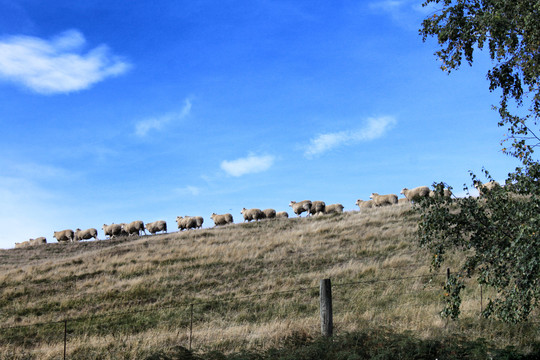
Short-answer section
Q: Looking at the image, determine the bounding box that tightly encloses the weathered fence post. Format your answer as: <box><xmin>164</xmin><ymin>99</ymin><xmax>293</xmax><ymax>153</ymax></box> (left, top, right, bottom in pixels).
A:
<box><xmin>480</xmin><ymin>285</ymin><xmax>483</xmax><ymax>315</ymax></box>
<box><xmin>189</xmin><ymin>304</ymin><xmax>193</xmax><ymax>351</ymax></box>
<box><xmin>320</xmin><ymin>278</ymin><xmax>333</xmax><ymax>337</ymax></box>
<box><xmin>63</xmin><ymin>320</ymin><xmax>67</xmax><ymax>360</ymax></box>
<box><xmin>444</xmin><ymin>268</ymin><xmax>451</xmax><ymax>328</ymax></box>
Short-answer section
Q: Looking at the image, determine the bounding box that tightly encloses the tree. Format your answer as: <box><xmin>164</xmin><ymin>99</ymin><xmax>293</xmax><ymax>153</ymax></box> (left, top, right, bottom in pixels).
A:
<box><xmin>420</xmin><ymin>0</ymin><xmax>540</xmax><ymax>162</ymax></box>
<box><xmin>418</xmin><ymin>177</ymin><xmax>540</xmax><ymax>323</ymax></box>
<box><xmin>418</xmin><ymin>0</ymin><xmax>540</xmax><ymax>322</ymax></box>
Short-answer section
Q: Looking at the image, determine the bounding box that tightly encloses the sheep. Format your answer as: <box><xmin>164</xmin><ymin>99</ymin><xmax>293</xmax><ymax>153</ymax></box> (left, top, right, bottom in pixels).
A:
<box><xmin>262</xmin><ymin>208</ymin><xmax>276</xmax><ymax>219</ymax></box>
<box><xmin>325</xmin><ymin>203</ymin><xmax>344</xmax><ymax>214</ymax></box>
<box><xmin>355</xmin><ymin>199</ymin><xmax>375</xmax><ymax>210</ymax></box>
<box><xmin>369</xmin><ymin>193</ymin><xmax>398</xmax><ymax>207</ymax></box>
<box><xmin>28</xmin><ymin>237</ymin><xmax>47</xmax><ymax>246</ymax></box>
<box><xmin>241</xmin><ymin>208</ymin><xmax>264</xmax><ymax>222</ymax></box>
<box><xmin>475</xmin><ymin>180</ymin><xmax>501</xmax><ymax>195</ymax></box>
<box><xmin>176</xmin><ymin>216</ymin><xmax>198</xmax><ymax>231</ymax></box>
<box><xmin>102</xmin><ymin>223</ymin><xmax>123</xmax><ymax>239</ymax></box>
<box><xmin>309</xmin><ymin>201</ymin><xmax>326</xmax><ymax>216</ymax></box>
<box><xmin>400</xmin><ymin>186</ymin><xmax>431</xmax><ymax>202</ymax></box>
<box><xmin>276</xmin><ymin>211</ymin><xmax>289</xmax><ymax>218</ymax></box>
<box><xmin>145</xmin><ymin>220</ymin><xmax>167</xmax><ymax>235</ymax></box>
<box><xmin>428</xmin><ymin>188</ymin><xmax>453</xmax><ymax>198</ymax></box>
<box><xmin>33</xmin><ymin>236</ymin><xmax>47</xmax><ymax>244</ymax></box>
<box><xmin>178</xmin><ymin>215</ymin><xmax>204</xmax><ymax>229</ymax></box>
<box><xmin>15</xmin><ymin>241</ymin><xmax>30</xmax><ymax>248</ymax></box>
<box><xmin>193</xmin><ymin>216</ymin><xmax>204</xmax><ymax>228</ymax></box>
<box><xmin>289</xmin><ymin>200</ymin><xmax>312</xmax><ymax>217</ymax></box>
<box><xmin>398</xmin><ymin>198</ymin><xmax>410</xmax><ymax>204</ymax></box>
<box><xmin>74</xmin><ymin>228</ymin><xmax>98</xmax><ymax>241</ymax></box>
<box><xmin>210</xmin><ymin>213</ymin><xmax>234</xmax><ymax>226</ymax></box>
<box><xmin>123</xmin><ymin>220</ymin><xmax>146</xmax><ymax>236</ymax></box>
<box><xmin>15</xmin><ymin>237</ymin><xmax>47</xmax><ymax>248</ymax></box>
<box><xmin>53</xmin><ymin>229</ymin><xmax>74</xmax><ymax>243</ymax></box>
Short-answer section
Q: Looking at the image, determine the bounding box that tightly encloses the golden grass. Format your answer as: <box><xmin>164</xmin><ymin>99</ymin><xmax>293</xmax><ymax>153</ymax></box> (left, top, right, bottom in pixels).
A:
<box><xmin>0</xmin><ymin>204</ymin><xmax>538</xmax><ymax>358</ymax></box>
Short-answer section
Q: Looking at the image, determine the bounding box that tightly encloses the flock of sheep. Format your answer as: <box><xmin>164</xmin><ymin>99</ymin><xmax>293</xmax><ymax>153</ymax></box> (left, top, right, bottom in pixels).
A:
<box><xmin>14</xmin><ymin>184</ymin><xmax>462</xmax><ymax>249</ymax></box>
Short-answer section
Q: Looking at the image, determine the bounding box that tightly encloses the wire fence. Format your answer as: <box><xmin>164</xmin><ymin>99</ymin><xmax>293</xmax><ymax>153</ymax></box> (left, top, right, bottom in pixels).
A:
<box><xmin>0</xmin><ymin>271</ymin><xmax>538</xmax><ymax>359</ymax></box>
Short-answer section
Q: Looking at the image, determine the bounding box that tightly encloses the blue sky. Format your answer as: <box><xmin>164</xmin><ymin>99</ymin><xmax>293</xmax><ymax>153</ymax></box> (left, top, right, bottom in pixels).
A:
<box><xmin>0</xmin><ymin>0</ymin><xmax>522</xmax><ymax>248</ymax></box>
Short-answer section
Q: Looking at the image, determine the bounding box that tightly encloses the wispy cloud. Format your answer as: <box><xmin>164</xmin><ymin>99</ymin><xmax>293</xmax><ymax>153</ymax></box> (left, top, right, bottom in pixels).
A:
<box><xmin>135</xmin><ymin>99</ymin><xmax>192</xmax><ymax>137</ymax></box>
<box><xmin>0</xmin><ymin>29</ymin><xmax>131</xmax><ymax>94</ymax></box>
<box><xmin>304</xmin><ymin>116</ymin><xmax>397</xmax><ymax>157</ymax></box>
<box><xmin>369</xmin><ymin>0</ymin><xmax>405</xmax><ymax>12</ymax></box>
<box><xmin>221</xmin><ymin>154</ymin><xmax>275</xmax><ymax>177</ymax></box>
<box><xmin>368</xmin><ymin>0</ymin><xmax>432</xmax><ymax>28</ymax></box>
<box><xmin>0</xmin><ymin>158</ymin><xmax>77</xmax><ymax>181</ymax></box>
<box><xmin>174</xmin><ymin>185</ymin><xmax>201</xmax><ymax>196</ymax></box>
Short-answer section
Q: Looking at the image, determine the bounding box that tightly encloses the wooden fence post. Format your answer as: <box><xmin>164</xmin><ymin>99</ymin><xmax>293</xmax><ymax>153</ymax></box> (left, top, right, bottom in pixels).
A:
<box><xmin>320</xmin><ymin>278</ymin><xmax>333</xmax><ymax>337</ymax></box>
<box><xmin>189</xmin><ymin>304</ymin><xmax>193</xmax><ymax>351</ymax></box>
<box><xmin>63</xmin><ymin>320</ymin><xmax>67</xmax><ymax>360</ymax></box>
<box><xmin>480</xmin><ymin>285</ymin><xmax>483</xmax><ymax>315</ymax></box>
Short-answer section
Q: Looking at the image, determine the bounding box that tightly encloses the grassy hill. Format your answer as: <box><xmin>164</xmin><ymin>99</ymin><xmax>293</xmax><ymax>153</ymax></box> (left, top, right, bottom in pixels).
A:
<box><xmin>0</xmin><ymin>204</ymin><xmax>538</xmax><ymax>359</ymax></box>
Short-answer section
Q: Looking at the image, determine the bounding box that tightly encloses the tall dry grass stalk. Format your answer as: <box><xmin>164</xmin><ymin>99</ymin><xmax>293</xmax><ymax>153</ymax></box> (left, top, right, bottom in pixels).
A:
<box><xmin>0</xmin><ymin>204</ymin><xmax>538</xmax><ymax>358</ymax></box>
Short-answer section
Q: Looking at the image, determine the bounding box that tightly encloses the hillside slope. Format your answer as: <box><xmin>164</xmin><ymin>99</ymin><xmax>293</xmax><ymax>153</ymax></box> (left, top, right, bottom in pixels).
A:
<box><xmin>0</xmin><ymin>204</ymin><xmax>536</xmax><ymax>359</ymax></box>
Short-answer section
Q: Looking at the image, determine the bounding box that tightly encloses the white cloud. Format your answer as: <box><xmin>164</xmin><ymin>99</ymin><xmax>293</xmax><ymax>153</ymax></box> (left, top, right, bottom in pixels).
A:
<box><xmin>369</xmin><ymin>0</ymin><xmax>405</xmax><ymax>12</ymax></box>
<box><xmin>135</xmin><ymin>99</ymin><xmax>192</xmax><ymax>137</ymax></box>
<box><xmin>0</xmin><ymin>29</ymin><xmax>131</xmax><ymax>94</ymax></box>
<box><xmin>221</xmin><ymin>154</ymin><xmax>275</xmax><ymax>177</ymax></box>
<box><xmin>174</xmin><ymin>185</ymin><xmax>201</xmax><ymax>196</ymax></box>
<box><xmin>7</xmin><ymin>161</ymin><xmax>72</xmax><ymax>179</ymax></box>
<box><xmin>305</xmin><ymin>116</ymin><xmax>397</xmax><ymax>157</ymax></box>
<box><xmin>368</xmin><ymin>0</ymin><xmax>433</xmax><ymax>28</ymax></box>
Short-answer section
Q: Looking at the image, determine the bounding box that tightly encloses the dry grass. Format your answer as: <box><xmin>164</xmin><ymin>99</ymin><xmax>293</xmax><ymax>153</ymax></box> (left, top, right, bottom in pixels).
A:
<box><xmin>0</xmin><ymin>203</ymin><xmax>538</xmax><ymax>358</ymax></box>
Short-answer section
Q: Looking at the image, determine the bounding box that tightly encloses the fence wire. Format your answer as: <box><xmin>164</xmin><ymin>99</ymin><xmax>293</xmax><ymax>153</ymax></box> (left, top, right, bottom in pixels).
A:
<box><xmin>1</xmin><ymin>272</ymin><xmax>538</xmax><ymax>358</ymax></box>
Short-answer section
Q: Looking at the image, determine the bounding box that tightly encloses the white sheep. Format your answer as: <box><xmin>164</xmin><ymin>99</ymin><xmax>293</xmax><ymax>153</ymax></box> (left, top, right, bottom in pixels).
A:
<box><xmin>123</xmin><ymin>220</ymin><xmax>146</xmax><ymax>236</ymax></box>
<box><xmin>289</xmin><ymin>200</ymin><xmax>312</xmax><ymax>217</ymax></box>
<box><xmin>355</xmin><ymin>199</ymin><xmax>375</xmax><ymax>210</ymax></box>
<box><xmin>262</xmin><ymin>209</ymin><xmax>276</xmax><ymax>219</ymax></box>
<box><xmin>145</xmin><ymin>220</ymin><xmax>167</xmax><ymax>235</ymax></box>
<box><xmin>176</xmin><ymin>216</ymin><xmax>198</xmax><ymax>231</ymax></box>
<box><xmin>53</xmin><ymin>229</ymin><xmax>74</xmax><ymax>243</ymax></box>
<box><xmin>325</xmin><ymin>203</ymin><xmax>344</xmax><ymax>214</ymax></box>
<box><xmin>398</xmin><ymin>198</ymin><xmax>410</xmax><ymax>204</ymax></box>
<box><xmin>178</xmin><ymin>215</ymin><xmax>204</xmax><ymax>229</ymax></box>
<box><xmin>102</xmin><ymin>224</ymin><xmax>123</xmax><ymax>239</ymax></box>
<box><xmin>475</xmin><ymin>180</ymin><xmax>501</xmax><ymax>195</ymax></box>
<box><xmin>369</xmin><ymin>193</ymin><xmax>398</xmax><ymax>207</ymax></box>
<box><xmin>33</xmin><ymin>236</ymin><xmax>47</xmax><ymax>244</ymax></box>
<box><xmin>309</xmin><ymin>201</ymin><xmax>326</xmax><ymax>216</ymax></box>
<box><xmin>15</xmin><ymin>241</ymin><xmax>30</xmax><ymax>248</ymax></box>
<box><xmin>241</xmin><ymin>208</ymin><xmax>264</xmax><ymax>222</ymax></box>
<box><xmin>276</xmin><ymin>211</ymin><xmax>289</xmax><ymax>218</ymax></box>
<box><xmin>15</xmin><ymin>237</ymin><xmax>47</xmax><ymax>248</ymax></box>
<box><xmin>74</xmin><ymin>228</ymin><xmax>98</xmax><ymax>241</ymax></box>
<box><xmin>30</xmin><ymin>237</ymin><xmax>47</xmax><ymax>246</ymax></box>
<box><xmin>400</xmin><ymin>186</ymin><xmax>431</xmax><ymax>202</ymax></box>
<box><xmin>193</xmin><ymin>216</ymin><xmax>204</xmax><ymax>228</ymax></box>
<box><xmin>428</xmin><ymin>188</ymin><xmax>453</xmax><ymax>198</ymax></box>
<box><xmin>211</xmin><ymin>213</ymin><xmax>234</xmax><ymax>226</ymax></box>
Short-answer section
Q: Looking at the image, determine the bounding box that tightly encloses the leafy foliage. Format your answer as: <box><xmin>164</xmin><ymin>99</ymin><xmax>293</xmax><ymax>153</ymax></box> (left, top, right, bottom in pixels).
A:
<box><xmin>420</xmin><ymin>0</ymin><xmax>540</xmax><ymax>162</ymax></box>
<box><xmin>418</xmin><ymin>0</ymin><xmax>540</xmax><ymax>323</ymax></box>
<box><xmin>441</xmin><ymin>271</ymin><xmax>465</xmax><ymax>320</ymax></box>
<box><xmin>417</xmin><ymin>166</ymin><xmax>540</xmax><ymax>322</ymax></box>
